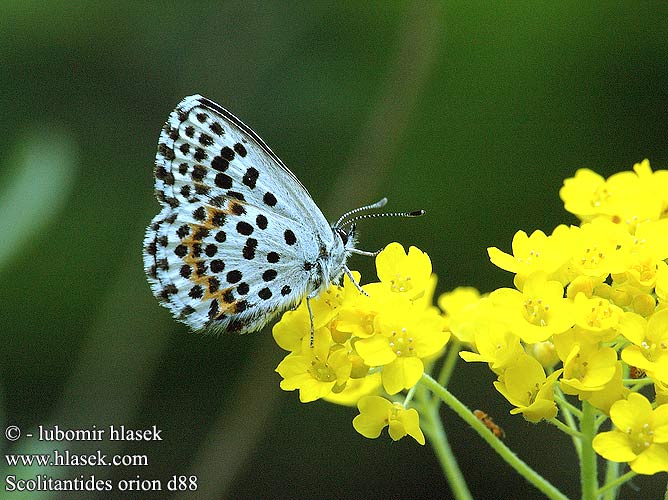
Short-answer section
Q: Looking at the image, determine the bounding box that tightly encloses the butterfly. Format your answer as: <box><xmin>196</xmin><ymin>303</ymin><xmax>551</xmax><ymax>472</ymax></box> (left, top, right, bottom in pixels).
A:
<box><xmin>143</xmin><ymin>95</ymin><xmax>423</xmax><ymax>335</ymax></box>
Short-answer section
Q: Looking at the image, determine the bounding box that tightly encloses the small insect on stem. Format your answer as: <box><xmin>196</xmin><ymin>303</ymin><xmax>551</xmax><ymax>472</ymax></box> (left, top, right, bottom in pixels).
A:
<box><xmin>629</xmin><ymin>366</ymin><xmax>645</xmax><ymax>379</ymax></box>
<box><xmin>474</xmin><ymin>409</ymin><xmax>505</xmax><ymax>439</ymax></box>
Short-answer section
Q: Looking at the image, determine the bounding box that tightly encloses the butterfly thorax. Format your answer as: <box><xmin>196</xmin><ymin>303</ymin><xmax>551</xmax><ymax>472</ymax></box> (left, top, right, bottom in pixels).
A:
<box><xmin>303</xmin><ymin>226</ymin><xmax>353</xmax><ymax>299</ymax></box>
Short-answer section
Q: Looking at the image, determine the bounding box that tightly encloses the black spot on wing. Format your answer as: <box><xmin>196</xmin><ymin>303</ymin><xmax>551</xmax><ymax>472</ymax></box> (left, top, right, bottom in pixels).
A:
<box><xmin>234</xmin><ymin>142</ymin><xmax>247</xmax><ymax>157</ymax></box>
<box><xmin>215</xmin><ymin>173</ymin><xmax>233</xmax><ymax>189</ymax></box>
<box><xmin>227</xmin><ymin>270</ymin><xmax>242</xmax><ymax>283</ymax></box>
<box><xmin>220</xmin><ymin>146</ymin><xmax>235</xmax><ymax>161</ymax></box>
<box><xmin>210</xmin><ymin>259</ymin><xmax>225</xmax><ymax>273</ymax></box>
<box><xmin>267</xmin><ymin>252</ymin><xmax>279</xmax><ymax>263</ymax></box>
<box><xmin>256</xmin><ymin>214</ymin><xmax>268</xmax><ymax>229</ymax></box>
<box><xmin>242</xmin><ymin>238</ymin><xmax>257</xmax><ymax>260</ymax></box>
<box><xmin>237</xmin><ymin>221</ymin><xmax>253</xmax><ymax>235</ymax></box>
<box><xmin>242</xmin><ymin>167</ymin><xmax>259</xmax><ymax>189</ymax></box>
<box><xmin>284</xmin><ymin>229</ymin><xmax>296</xmax><ymax>245</ymax></box>
<box><xmin>262</xmin><ymin>269</ymin><xmax>277</xmax><ymax>281</ymax></box>
<box><xmin>263</xmin><ymin>192</ymin><xmax>277</xmax><ymax>207</ymax></box>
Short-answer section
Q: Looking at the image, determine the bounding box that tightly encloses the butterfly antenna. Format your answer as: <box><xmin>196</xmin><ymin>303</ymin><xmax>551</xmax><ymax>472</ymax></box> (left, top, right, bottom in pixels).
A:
<box><xmin>334</xmin><ymin>197</ymin><xmax>388</xmax><ymax>228</ymax></box>
<box><xmin>342</xmin><ymin>209</ymin><xmax>425</xmax><ymax>228</ymax></box>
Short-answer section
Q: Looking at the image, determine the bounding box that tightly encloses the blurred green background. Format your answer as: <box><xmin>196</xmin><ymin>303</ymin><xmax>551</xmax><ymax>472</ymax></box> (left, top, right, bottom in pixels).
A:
<box><xmin>1</xmin><ymin>2</ymin><xmax>667</xmax><ymax>499</ymax></box>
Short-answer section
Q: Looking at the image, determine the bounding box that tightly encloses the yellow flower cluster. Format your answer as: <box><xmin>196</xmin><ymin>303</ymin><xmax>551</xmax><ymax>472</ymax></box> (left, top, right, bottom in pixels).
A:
<box><xmin>273</xmin><ymin>242</ymin><xmax>448</xmax><ymax>444</ymax></box>
<box><xmin>446</xmin><ymin>159</ymin><xmax>668</xmax><ymax>474</ymax></box>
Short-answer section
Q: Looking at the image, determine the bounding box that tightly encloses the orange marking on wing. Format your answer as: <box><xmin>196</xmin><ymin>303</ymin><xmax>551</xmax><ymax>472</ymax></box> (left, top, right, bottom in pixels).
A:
<box><xmin>177</xmin><ymin>198</ymin><xmax>250</xmax><ymax>314</ymax></box>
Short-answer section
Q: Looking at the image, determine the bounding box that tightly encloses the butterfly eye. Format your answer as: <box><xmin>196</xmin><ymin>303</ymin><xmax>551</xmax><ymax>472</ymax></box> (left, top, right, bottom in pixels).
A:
<box><xmin>335</xmin><ymin>227</ymin><xmax>349</xmax><ymax>245</ymax></box>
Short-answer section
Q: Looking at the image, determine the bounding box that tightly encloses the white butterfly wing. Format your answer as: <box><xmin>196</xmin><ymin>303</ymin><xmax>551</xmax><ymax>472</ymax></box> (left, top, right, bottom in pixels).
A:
<box><xmin>144</xmin><ymin>95</ymin><xmax>336</xmax><ymax>333</ymax></box>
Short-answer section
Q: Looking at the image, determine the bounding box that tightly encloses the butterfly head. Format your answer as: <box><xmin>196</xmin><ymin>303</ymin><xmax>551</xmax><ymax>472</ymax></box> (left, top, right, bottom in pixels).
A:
<box><xmin>334</xmin><ymin>224</ymin><xmax>357</xmax><ymax>253</ymax></box>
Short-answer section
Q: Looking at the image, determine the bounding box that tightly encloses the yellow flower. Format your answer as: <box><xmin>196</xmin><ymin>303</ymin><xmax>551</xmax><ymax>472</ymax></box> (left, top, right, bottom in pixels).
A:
<box><xmin>440</xmin><ymin>288</ymin><xmax>487</xmax><ymax>345</ymax></box>
<box><xmin>275</xmin><ymin>328</ymin><xmax>352</xmax><ymax>403</ymax></box>
<box><xmin>559</xmin><ymin>343</ymin><xmax>618</xmax><ymax>397</ymax></box>
<box><xmin>335</xmin><ymin>281</ymin><xmax>390</xmax><ymax>340</ymax></box>
<box><xmin>560</xmin><ymin>162</ymin><xmax>664</xmax><ymax>229</ymax></box>
<box><xmin>568</xmin><ymin>219</ymin><xmax>633</xmax><ymax>278</ymax></box>
<box><xmin>627</xmin><ymin>219</ymin><xmax>668</xmax><ymax>284</ymax></box>
<box><xmin>493</xmin><ymin>353</ymin><xmax>563</xmax><ymax>422</ymax></box>
<box><xmin>604</xmin><ymin>280</ymin><xmax>655</xmax><ymax>317</ymax></box>
<box><xmin>593</xmin><ymin>393</ymin><xmax>668</xmax><ymax>475</ymax></box>
<box><xmin>526</xmin><ymin>340</ymin><xmax>560</xmax><ymax>370</ymax></box>
<box><xmin>566</xmin><ymin>274</ymin><xmax>605</xmax><ymax>300</ymax></box>
<box><xmin>273</xmin><ymin>243</ymin><xmax>445</xmax><ymax>404</ymax></box>
<box><xmin>487</xmin><ymin>226</ymin><xmax>572</xmax><ymax>288</ymax></box>
<box><xmin>272</xmin><ymin>306</ymin><xmax>311</xmax><ymax>353</ymax></box>
<box><xmin>323</xmin><ymin>372</ymin><xmax>382</xmax><ymax>407</ymax></box>
<box><xmin>635</xmin><ymin>159</ymin><xmax>668</xmax><ymax>217</ymax></box>
<box><xmin>572</xmin><ymin>292</ymin><xmax>624</xmax><ymax>341</ymax></box>
<box><xmin>459</xmin><ymin>319</ymin><xmax>523</xmax><ymax>372</ymax></box>
<box><xmin>375</xmin><ymin>242</ymin><xmax>432</xmax><ymax>299</ymax></box>
<box><xmin>620</xmin><ymin>309</ymin><xmax>668</xmax><ymax>384</ymax></box>
<box><xmin>559</xmin><ymin>168</ymin><xmax>609</xmax><ymax>222</ymax></box>
<box><xmin>607</xmin><ymin>160</ymin><xmax>665</xmax><ymax>228</ymax></box>
<box><xmin>352</xmin><ymin>396</ymin><xmax>425</xmax><ymax>445</ymax></box>
<box><xmin>272</xmin><ymin>280</ymin><xmax>346</xmax><ymax>353</ymax></box>
<box><xmin>583</xmin><ymin>362</ymin><xmax>629</xmax><ymax>415</ymax></box>
<box><xmin>553</xmin><ymin>326</ymin><xmax>628</xmax><ymax>412</ymax></box>
<box><xmin>438</xmin><ymin>286</ymin><xmax>481</xmax><ymax>318</ymax></box>
<box><xmin>488</xmin><ymin>272</ymin><xmax>574</xmax><ymax>343</ymax></box>
<box><xmin>356</xmin><ymin>306</ymin><xmax>447</xmax><ymax>394</ymax></box>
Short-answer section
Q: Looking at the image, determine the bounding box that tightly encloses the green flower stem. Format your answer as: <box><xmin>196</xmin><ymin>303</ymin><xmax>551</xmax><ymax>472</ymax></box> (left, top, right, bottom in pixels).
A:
<box><xmin>437</xmin><ymin>340</ymin><xmax>461</xmax><ymax>388</ymax></box>
<box><xmin>547</xmin><ymin>417</ymin><xmax>581</xmax><ymax>438</ymax></box>
<box><xmin>554</xmin><ymin>392</ymin><xmax>583</xmax><ymax>419</ymax></box>
<box><xmin>579</xmin><ymin>401</ymin><xmax>598</xmax><ymax>500</ymax></box>
<box><xmin>420</xmin><ymin>373</ymin><xmax>568</xmax><ymax>500</ymax></box>
<box><xmin>628</xmin><ymin>378</ymin><xmax>654</xmax><ymax>391</ymax></box>
<box><xmin>403</xmin><ymin>382</ymin><xmax>418</xmax><ymax>406</ymax></box>
<box><xmin>594</xmin><ymin>414</ymin><xmax>608</xmax><ymax>429</ymax></box>
<box><xmin>420</xmin><ymin>397</ymin><xmax>473</xmax><ymax>500</ymax></box>
<box><xmin>554</xmin><ymin>392</ymin><xmax>582</xmax><ymax>456</ymax></box>
<box><xmin>599</xmin><ymin>462</ymin><xmax>632</xmax><ymax>499</ymax></box>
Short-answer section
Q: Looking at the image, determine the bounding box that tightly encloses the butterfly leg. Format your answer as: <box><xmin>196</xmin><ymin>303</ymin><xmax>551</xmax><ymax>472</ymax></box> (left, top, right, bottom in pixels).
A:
<box><xmin>343</xmin><ymin>265</ymin><xmax>369</xmax><ymax>297</ymax></box>
<box><xmin>306</xmin><ymin>294</ymin><xmax>315</xmax><ymax>348</ymax></box>
<box><xmin>305</xmin><ymin>265</ymin><xmax>368</xmax><ymax>348</ymax></box>
<box><xmin>350</xmin><ymin>247</ymin><xmax>383</xmax><ymax>257</ymax></box>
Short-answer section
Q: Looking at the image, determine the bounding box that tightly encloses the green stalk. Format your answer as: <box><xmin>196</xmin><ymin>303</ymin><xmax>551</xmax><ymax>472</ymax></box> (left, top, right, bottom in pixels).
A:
<box><xmin>598</xmin><ymin>467</ymin><xmax>635</xmax><ymax>499</ymax></box>
<box><xmin>579</xmin><ymin>401</ymin><xmax>598</xmax><ymax>500</ymax></box>
<box><xmin>600</xmin><ymin>445</ymin><xmax>620</xmax><ymax>500</ymax></box>
<box><xmin>554</xmin><ymin>390</ymin><xmax>582</xmax><ymax>457</ymax></box>
<box><xmin>437</xmin><ymin>340</ymin><xmax>462</xmax><ymax>388</ymax></box>
<box><xmin>548</xmin><ymin>417</ymin><xmax>582</xmax><ymax>438</ymax></box>
<box><xmin>420</xmin><ymin>373</ymin><xmax>568</xmax><ymax>500</ymax></box>
<box><xmin>420</xmin><ymin>397</ymin><xmax>473</xmax><ymax>500</ymax></box>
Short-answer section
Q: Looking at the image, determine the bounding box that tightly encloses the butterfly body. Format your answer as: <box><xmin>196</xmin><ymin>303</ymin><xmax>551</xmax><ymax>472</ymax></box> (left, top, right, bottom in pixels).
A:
<box><xmin>144</xmin><ymin>95</ymin><xmax>355</xmax><ymax>333</ymax></box>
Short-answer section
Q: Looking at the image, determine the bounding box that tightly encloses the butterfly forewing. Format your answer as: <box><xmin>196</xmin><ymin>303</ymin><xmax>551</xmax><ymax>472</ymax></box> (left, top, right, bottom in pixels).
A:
<box><xmin>144</xmin><ymin>95</ymin><xmax>335</xmax><ymax>333</ymax></box>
